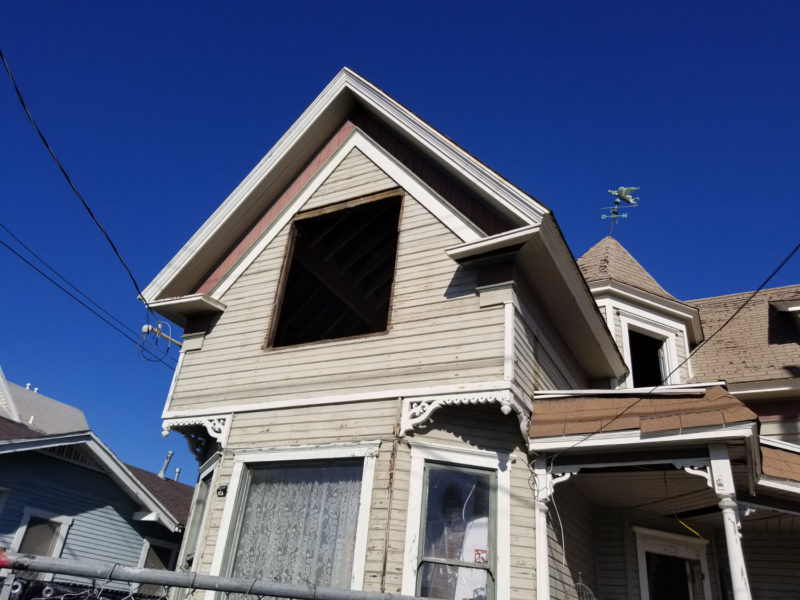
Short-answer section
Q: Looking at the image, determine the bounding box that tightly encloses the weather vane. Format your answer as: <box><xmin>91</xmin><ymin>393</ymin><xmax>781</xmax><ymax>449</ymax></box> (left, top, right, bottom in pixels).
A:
<box><xmin>601</xmin><ymin>186</ymin><xmax>639</xmax><ymax>236</ymax></box>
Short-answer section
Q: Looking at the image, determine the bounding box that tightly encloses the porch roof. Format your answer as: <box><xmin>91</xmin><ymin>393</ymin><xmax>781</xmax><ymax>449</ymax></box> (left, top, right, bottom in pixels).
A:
<box><xmin>761</xmin><ymin>444</ymin><xmax>800</xmax><ymax>485</ymax></box>
<box><xmin>530</xmin><ymin>385</ymin><xmax>757</xmax><ymax>438</ymax></box>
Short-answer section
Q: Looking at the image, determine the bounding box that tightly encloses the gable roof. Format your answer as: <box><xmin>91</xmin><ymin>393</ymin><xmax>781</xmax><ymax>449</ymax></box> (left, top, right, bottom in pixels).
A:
<box><xmin>688</xmin><ymin>284</ymin><xmax>800</xmax><ymax>385</ymax></box>
<box><xmin>578</xmin><ymin>236</ymin><xmax>677</xmax><ymax>301</ymax></box>
<box><xmin>143</xmin><ymin>68</ymin><xmax>628</xmax><ymax>380</ymax></box>
<box><xmin>143</xmin><ymin>68</ymin><xmax>549</xmax><ymax>305</ymax></box>
<box><xmin>0</xmin><ymin>430</ymin><xmax>190</xmax><ymax>531</ymax></box>
<box><xmin>0</xmin><ymin>415</ymin><xmax>44</xmax><ymax>440</ymax></box>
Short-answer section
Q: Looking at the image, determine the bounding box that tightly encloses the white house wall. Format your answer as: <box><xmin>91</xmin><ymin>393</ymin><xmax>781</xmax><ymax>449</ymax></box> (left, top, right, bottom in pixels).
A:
<box><xmin>166</xmin><ymin>151</ymin><xmax>507</xmax><ymax>413</ymax></box>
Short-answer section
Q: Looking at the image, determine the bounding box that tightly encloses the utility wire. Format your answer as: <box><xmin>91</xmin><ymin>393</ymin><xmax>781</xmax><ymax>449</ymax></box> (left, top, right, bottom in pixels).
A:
<box><xmin>0</xmin><ymin>237</ymin><xmax>175</xmax><ymax>370</ymax></box>
<box><xmin>0</xmin><ymin>221</ymin><xmax>140</xmax><ymax>339</ymax></box>
<box><xmin>0</xmin><ymin>46</ymin><xmax>154</xmax><ymax>317</ymax></box>
<box><xmin>547</xmin><ymin>239</ymin><xmax>800</xmax><ymax>464</ymax></box>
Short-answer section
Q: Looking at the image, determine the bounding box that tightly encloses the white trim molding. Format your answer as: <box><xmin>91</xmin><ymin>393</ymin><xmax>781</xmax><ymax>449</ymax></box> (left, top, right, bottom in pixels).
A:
<box><xmin>400</xmin><ymin>388</ymin><xmax>530</xmax><ymax>437</ymax></box>
<box><xmin>401</xmin><ymin>442</ymin><xmax>511</xmax><ymax>599</ymax></box>
<box><xmin>9</xmin><ymin>507</ymin><xmax>73</xmax><ymax>581</ymax></box>
<box><xmin>209</xmin><ymin>440</ymin><xmax>380</xmax><ymax>593</ymax></box>
<box><xmin>633</xmin><ymin>526</ymin><xmax>712</xmax><ymax>600</ymax></box>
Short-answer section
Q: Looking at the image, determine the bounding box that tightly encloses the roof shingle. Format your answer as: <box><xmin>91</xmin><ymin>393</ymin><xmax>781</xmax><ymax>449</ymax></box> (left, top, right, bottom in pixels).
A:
<box><xmin>577</xmin><ymin>236</ymin><xmax>677</xmax><ymax>301</ymax></box>
<box><xmin>688</xmin><ymin>284</ymin><xmax>800</xmax><ymax>384</ymax></box>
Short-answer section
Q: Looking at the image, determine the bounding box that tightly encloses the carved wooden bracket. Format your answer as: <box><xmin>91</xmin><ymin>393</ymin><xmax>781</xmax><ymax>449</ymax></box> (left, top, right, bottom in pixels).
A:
<box><xmin>162</xmin><ymin>415</ymin><xmax>229</xmax><ymax>462</ymax></box>
<box><xmin>400</xmin><ymin>389</ymin><xmax>530</xmax><ymax>437</ymax></box>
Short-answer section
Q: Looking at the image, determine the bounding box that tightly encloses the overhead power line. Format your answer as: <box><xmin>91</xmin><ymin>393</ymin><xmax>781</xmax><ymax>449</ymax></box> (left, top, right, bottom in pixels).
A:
<box><xmin>0</xmin><ymin>46</ymin><xmax>154</xmax><ymax>317</ymax></box>
<box><xmin>0</xmin><ymin>233</ymin><xmax>175</xmax><ymax>370</ymax></box>
<box><xmin>549</xmin><ymin>238</ymin><xmax>800</xmax><ymax>461</ymax></box>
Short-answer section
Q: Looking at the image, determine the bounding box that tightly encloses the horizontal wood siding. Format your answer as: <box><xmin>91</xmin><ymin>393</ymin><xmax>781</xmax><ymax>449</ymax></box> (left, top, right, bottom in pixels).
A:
<box><xmin>168</xmin><ymin>154</ymin><xmax>505</xmax><ymax>412</ymax></box>
<box><xmin>548</xmin><ymin>482</ymin><xmax>597</xmax><ymax>599</ymax></box>
<box><xmin>0</xmin><ymin>452</ymin><xmax>180</xmax><ymax>589</ymax></box>
<box><xmin>303</xmin><ymin>148</ymin><xmax>397</xmax><ymax>211</ymax></box>
<box><xmin>743</xmin><ymin>530</ymin><xmax>800</xmax><ymax>598</ymax></box>
<box><xmin>593</xmin><ymin>510</ymin><xmax>628</xmax><ymax>599</ymax></box>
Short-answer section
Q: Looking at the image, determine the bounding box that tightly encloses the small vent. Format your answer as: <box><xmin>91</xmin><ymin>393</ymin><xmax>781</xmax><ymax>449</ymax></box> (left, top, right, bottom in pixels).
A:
<box><xmin>41</xmin><ymin>445</ymin><xmax>103</xmax><ymax>471</ymax></box>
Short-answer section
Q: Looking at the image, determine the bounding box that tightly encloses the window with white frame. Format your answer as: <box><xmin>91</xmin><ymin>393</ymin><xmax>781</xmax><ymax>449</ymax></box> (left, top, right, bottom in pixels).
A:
<box><xmin>178</xmin><ymin>455</ymin><xmax>218</xmax><ymax>571</ymax></box>
<box><xmin>634</xmin><ymin>527</ymin><xmax>711</xmax><ymax>600</ymax></box>
<box><xmin>403</xmin><ymin>444</ymin><xmax>510</xmax><ymax>600</ymax></box>
<box><xmin>211</xmin><ymin>443</ymin><xmax>378</xmax><ymax>592</ymax></box>
<box><xmin>620</xmin><ymin>314</ymin><xmax>680</xmax><ymax>388</ymax></box>
<box><xmin>10</xmin><ymin>508</ymin><xmax>72</xmax><ymax>581</ymax></box>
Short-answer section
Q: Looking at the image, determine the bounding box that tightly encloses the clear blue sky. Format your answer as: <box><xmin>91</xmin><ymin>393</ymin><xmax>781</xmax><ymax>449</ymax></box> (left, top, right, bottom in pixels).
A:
<box><xmin>1</xmin><ymin>2</ymin><xmax>798</xmax><ymax>481</ymax></box>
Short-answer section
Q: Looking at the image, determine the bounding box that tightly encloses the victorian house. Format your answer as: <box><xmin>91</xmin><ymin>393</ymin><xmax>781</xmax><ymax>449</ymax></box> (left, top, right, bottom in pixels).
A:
<box><xmin>144</xmin><ymin>70</ymin><xmax>800</xmax><ymax>599</ymax></box>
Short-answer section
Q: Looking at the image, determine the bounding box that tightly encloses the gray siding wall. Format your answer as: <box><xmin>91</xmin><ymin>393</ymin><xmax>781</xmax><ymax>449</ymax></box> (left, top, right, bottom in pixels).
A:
<box><xmin>168</xmin><ymin>150</ymin><xmax>505</xmax><ymax>412</ymax></box>
<box><xmin>0</xmin><ymin>452</ymin><xmax>178</xmax><ymax>588</ymax></box>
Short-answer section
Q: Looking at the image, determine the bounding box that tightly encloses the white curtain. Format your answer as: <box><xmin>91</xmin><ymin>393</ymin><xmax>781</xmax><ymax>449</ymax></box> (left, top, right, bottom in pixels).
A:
<box><xmin>231</xmin><ymin>460</ymin><xmax>362</xmax><ymax>590</ymax></box>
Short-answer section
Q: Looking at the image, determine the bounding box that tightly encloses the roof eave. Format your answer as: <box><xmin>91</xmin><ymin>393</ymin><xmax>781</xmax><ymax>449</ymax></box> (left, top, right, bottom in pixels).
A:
<box><xmin>143</xmin><ymin>68</ymin><xmax>551</xmax><ymax>307</ymax></box>
<box><xmin>0</xmin><ymin>431</ymin><xmax>183</xmax><ymax>532</ymax></box>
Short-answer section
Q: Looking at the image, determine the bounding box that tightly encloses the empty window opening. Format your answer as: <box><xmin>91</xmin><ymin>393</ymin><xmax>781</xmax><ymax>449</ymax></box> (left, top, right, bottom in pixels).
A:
<box><xmin>271</xmin><ymin>195</ymin><xmax>402</xmax><ymax>347</ymax></box>
<box><xmin>629</xmin><ymin>330</ymin><xmax>666</xmax><ymax>387</ymax></box>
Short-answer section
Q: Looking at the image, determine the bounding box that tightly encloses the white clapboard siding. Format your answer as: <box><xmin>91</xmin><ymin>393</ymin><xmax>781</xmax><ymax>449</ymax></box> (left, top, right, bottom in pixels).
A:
<box><xmin>168</xmin><ymin>153</ymin><xmax>505</xmax><ymax>413</ymax></box>
<box><xmin>303</xmin><ymin>148</ymin><xmax>397</xmax><ymax>211</ymax></box>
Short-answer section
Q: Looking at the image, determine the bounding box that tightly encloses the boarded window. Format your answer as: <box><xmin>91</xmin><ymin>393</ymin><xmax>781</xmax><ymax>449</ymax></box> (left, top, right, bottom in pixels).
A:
<box><xmin>271</xmin><ymin>195</ymin><xmax>402</xmax><ymax>347</ymax></box>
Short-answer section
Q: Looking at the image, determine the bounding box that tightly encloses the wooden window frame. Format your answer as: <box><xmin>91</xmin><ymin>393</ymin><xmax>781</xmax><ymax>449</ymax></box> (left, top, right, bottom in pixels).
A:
<box><xmin>8</xmin><ymin>507</ymin><xmax>73</xmax><ymax>582</ymax></box>
<box><xmin>264</xmin><ymin>190</ymin><xmax>404</xmax><ymax>350</ymax></box>
<box><xmin>633</xmin><ymin>526</ymin><xmax>712</xmax><ymax>600</ymax></box>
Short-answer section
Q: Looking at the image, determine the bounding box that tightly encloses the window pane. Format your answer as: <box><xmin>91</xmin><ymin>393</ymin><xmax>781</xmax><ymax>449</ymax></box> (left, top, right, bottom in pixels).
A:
<box><xmin>18</xmin><ymin>517</ymin><xmax>59</xmax><ymax>556</ymax></box>
<box><xmin>231</xmin><ymin>460</ymin><xmax>363</xmax><ymax>590</ymax></box>
<box><xmin>139</xmin><ymin>543</ymin><xmax>174</xmax><ymax>596</ymax></box>
<box><xmin>419</xmin><ymin>466</ymin><xmax>492</xmax><ymax>600</ymax></box>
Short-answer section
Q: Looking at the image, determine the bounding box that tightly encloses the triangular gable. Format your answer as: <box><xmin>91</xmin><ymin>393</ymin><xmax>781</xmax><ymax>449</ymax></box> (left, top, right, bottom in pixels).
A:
<box><xmin>143</xmin><ymin>68</ymin><xmax>548</xmax><ymax>305</ymax></box>
<box><xmin>210</xmin><ymin>128</ymin><xmax>484</xmax><ymax>299</ymax></box>
<box><xmin>0</xmin><ymin>431</ymin><xmax>184</xmax><ymax>531</ymax></box>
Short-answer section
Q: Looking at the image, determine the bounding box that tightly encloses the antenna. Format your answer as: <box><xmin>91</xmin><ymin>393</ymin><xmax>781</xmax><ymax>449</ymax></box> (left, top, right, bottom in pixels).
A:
<box><xmin>601</xmin><ymin>186</ymin><xmax>640</xmax><ymax>236</ymax></box>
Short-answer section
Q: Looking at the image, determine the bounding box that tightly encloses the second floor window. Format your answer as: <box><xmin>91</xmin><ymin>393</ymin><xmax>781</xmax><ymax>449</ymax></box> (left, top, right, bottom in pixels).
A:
<box><xmin>269</xmin><ymin>194</ymin><xmax>402</xmax><ymax>347</ymax></box>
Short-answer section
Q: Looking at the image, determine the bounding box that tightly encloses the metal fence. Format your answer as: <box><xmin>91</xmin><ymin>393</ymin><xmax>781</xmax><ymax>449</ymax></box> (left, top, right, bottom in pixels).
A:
<box><xmin>0</xmin><ymin>552</ymin><xmax>440</xmax><ymax>600</ymax></box>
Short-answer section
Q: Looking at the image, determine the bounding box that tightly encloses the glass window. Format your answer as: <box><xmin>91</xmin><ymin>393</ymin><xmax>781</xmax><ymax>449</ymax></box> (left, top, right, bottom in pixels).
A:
<box><xmin>229</xmin><ymin>459</ymin><xmax>363</xmax><ymax>590</ymax></box>
<box><xmin>139</xmin><ymin>541</ymin><xmax>177</xmax><ymax>596</ymax></box>
<box><xmin>18</xmin><ymin>517</ymin><xmax>59</xmax><ymax>556</ymax></box>
<box><xmin>417</xmin><ymin>464</ymin><xmax>495</xmax><ymax>600</ymax></box>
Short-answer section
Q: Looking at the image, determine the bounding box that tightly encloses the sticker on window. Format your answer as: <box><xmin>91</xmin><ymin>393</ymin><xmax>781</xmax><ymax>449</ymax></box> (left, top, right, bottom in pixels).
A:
<box><xmin>474</xmin><ymin>548</ymin><xmax>488</xmax><ymax>563</ymax></box>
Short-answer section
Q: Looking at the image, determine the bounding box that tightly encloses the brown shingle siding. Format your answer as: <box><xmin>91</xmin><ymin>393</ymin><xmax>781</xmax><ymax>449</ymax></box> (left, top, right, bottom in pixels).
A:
<box><xmin>688</xmin><ymin>284</ymin><xmax>800</xmax><ymax>384</ymax></box>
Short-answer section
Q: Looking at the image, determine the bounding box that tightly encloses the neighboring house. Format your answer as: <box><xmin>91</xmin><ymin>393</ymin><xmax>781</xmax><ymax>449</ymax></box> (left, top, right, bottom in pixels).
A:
<box><xmin>143</xmin><ymin>69</ymin><xmax>799</xmax><ymax>600</ymax></box>
<box><xmin>0</xmin><ymin>367</ymin><xmax>193</xmax><ymax>599</ymax></box>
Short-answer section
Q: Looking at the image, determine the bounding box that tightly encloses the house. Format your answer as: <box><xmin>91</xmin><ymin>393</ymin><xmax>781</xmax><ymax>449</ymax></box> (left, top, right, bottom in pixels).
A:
<box><xmin>143</xmin><ymin>69</ymin><xmax>799</xmax><ymax>599</ymax></box>
<box><xmin>0</xmin><ymin>367</ymin><xmax>193</xmax><ymax>599</ymax></box>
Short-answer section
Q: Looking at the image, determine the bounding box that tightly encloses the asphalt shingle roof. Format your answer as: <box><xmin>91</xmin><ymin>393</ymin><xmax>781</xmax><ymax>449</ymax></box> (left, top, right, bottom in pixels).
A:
<box><xmin>127</xmin><ymin>464</ymin><xmax>194</xmax><ymax>526</ymax></box>
<box><xmin>577</xmin><ymin>236</ymin><xmax>678</xmax><ymax>301</ymax></box>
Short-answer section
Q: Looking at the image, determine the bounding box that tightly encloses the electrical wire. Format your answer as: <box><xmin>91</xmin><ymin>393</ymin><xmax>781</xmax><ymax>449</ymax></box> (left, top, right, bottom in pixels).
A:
<box><xmin>0</xmin><ymin>237</ymin><xmax>175</xmax><ymax>370</ymax></box>
<box><xmin>0</xmin><ymin>46</ymin><xmax>156</xmax><ymax>321</ymax></box>
<box><xmin>547</xmin><ymin>238</ymin><xmax>800</xmax><ymax>464</ymax></box>
<box><xmin>0</xmin><ymin>221</ymin><xmax>141</xmax><ymax>340</ymax></box>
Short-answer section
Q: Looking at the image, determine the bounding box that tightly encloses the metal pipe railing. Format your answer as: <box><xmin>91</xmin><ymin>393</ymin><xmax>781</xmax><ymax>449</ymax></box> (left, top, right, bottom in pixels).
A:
<box><xmin>0</xmin><ymin>551</ymin><xmax>440</xmax><ymax>600</ymax></box>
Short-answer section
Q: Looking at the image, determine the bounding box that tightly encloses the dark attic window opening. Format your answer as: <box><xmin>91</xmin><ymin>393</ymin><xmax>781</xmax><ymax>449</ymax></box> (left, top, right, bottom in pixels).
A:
<box><xmin>629</xmin><ymin>329</ymin><xmax>666</xmax><ymax>387</ymax></box>
<box><xmin>270</xmin><ymin>194</ymin><xmax>402</xmax><ymax>348</ymax></box>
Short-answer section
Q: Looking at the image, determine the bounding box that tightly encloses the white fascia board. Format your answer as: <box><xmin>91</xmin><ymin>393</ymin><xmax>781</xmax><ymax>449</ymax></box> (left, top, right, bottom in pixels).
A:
<box><xmin>529</xmin><ymin>422</ymin><xmax>755</xmax><ymax>453</ymax></box>
<box><xmin>729</xmin><ymin>378</ymin><xmax>800</xmax><ymax>398</ymax></box>
<box><xmin>445</xmin><ymin>224</ymin><xmax>541</xmax><ymax>261</ymax></box>
<box><xmin>162</xmin><ymin>380</ymin><xmax>513</xmax><ymax>420</ymax></box>
<box><xmin>83</xmin><ymin>435</ymin><xmax>182</xmax><ymax>532</ymax></box>
<box><xmin>756</xmin><ymin>476</ymin><xmax>800</xmax><ymax>496</ymax></box>
<box><xmin>759</xmin><ymin>436</ymin><xmax>800</xmax><ymax>454</ymax></box>
<box><xmin>534</xmin><ymin>381</ymin><xmax>726</xmax><ymax>399</ymax></box>
<box><xmin>0</xmin><ymin>366</ymin><xmax>21</xmax><ymax>422</ymax></box>
<box><xmin>538</xmin><ymin>220</ymin><xmax>628</xmax><ymax>378</ymax></box>
<box><xmin>210</xmin><ymin>129</ymin><xmax>483</xmax><ymax>299</ymax></box>
<box><xmin>588</xmin><ymin>280</ymin><xmax>703</xmax><ymax>343</ymax></box>
<box><xmin>342</xmin><ymin>69</ymin><xmax>549</xmax><ymax>225</ymax></box>
<box><xmin>144</xmin><ymin>68</ymin><xmax>549</xmax><ymax>303</ymax></box>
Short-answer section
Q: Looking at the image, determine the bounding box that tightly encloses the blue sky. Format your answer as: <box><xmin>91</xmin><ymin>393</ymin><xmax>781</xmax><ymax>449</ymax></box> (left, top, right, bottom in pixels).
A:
<box><xmin>1</xmin><ymin>2</ymin><xmax>798</xmax><ymax>480</ymax></box>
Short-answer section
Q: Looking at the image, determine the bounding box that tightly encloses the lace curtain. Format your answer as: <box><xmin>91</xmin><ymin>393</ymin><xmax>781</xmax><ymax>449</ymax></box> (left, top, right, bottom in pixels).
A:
<box><xmin>231</xmin><ymin>459</ymin><xmax>363</xmax><ymax>590</ymax></box>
